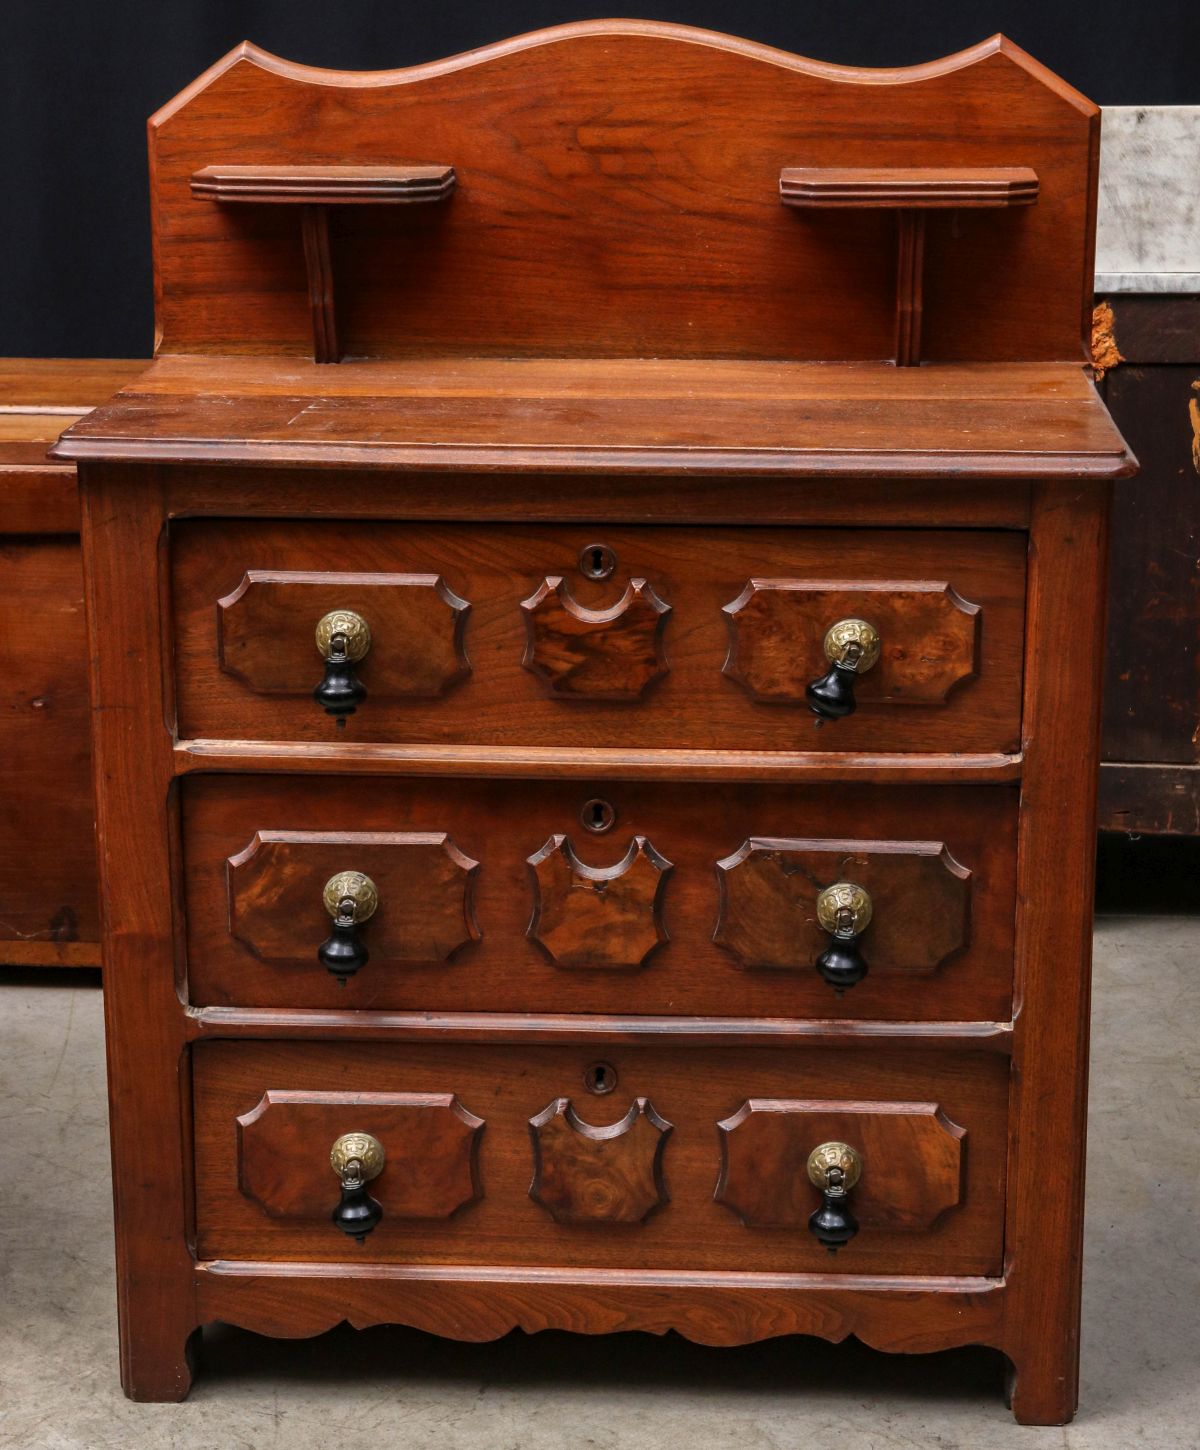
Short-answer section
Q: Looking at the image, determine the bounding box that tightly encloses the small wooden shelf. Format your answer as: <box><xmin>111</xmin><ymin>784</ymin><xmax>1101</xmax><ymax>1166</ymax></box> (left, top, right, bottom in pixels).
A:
<box><xmin>781</xmin><ymin>166</ymin><xmax>1039</xmax><ymax>366</ymax></box>
<box><xmin>191</xmin><ymin>164</ymin><xmax>456</xmax><ymax>205</ymax></box>
<box><xmin>780</xmin><ymin>167</ymin><xmax>1038</xmax><ymax>209</ymax></box>
<box><xmin>192</xmin><ymin>164</ymin><xmax>456</xmax><ymax>363</ymax></box>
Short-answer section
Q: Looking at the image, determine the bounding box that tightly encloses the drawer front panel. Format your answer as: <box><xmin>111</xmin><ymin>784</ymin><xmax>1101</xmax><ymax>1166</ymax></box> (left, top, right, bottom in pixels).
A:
<box><xmin>194</xmin><ymin>1040</ymin><xmax>1008</xmax><ymax>1276</ymax></box>
<box><xmin>183</xmin><ymin>775</ymin><xmax>1018</xmax><ymax>1020</ymax></box>
<box><xmin>172</xmin><ymin>522</ymin><xmax>1025</xmax><ymax>752</ymax></box>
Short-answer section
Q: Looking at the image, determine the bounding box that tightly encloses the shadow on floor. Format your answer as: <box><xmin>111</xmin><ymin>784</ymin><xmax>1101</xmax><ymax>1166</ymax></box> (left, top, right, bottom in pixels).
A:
<box><xmin>201</xmin><ymin>1321</ymin><xmax>1009</xmax><ymax>1407</ymax></box>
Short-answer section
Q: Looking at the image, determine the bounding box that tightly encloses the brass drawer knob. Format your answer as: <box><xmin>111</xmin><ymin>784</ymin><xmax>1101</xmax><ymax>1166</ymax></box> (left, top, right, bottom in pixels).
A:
<box><xmin>806</xmin><ymin>617</ymin><xmax>881</xmax><ymax>721</ymax></box>
<box><xmin>806</xmin><ymin>1140</ymin><xmax>862</xmax><ymax>1252</ymax></box>
<box><xmin>330</xmin><ymin>1131</ymin><xmax>385</xmax><ymax>1242</ymax></box>
<box><xmin>313</xmin><ymin>608</ymin><xmax>371</xmax><ymax>721</ymax></box>
<box><xmin>814</xmin><ymin>881</ymin><xmax>872</xmax><ymax>993</ymax></box>
<box><xmin>318</xmin><ymin>870</ymin><xmax>378</xmax><ymax>983</ymax></box>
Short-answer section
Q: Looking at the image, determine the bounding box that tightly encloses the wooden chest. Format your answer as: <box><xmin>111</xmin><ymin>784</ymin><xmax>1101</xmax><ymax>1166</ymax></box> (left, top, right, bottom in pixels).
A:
<box><xmin>0</xmin><ymin>358</ymin><xmax>140</xmax><ymax>967</ymax></box>
<box><xmin>52</xmin><ymin>24</ymin><xmax>1134</xmax><ymax>1423</ymax></box>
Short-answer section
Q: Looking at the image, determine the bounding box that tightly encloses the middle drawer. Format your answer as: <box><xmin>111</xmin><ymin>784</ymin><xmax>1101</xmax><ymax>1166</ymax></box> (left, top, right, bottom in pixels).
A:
<box><xmin>182</xmin><ymin>776</ymin><xmax>1017</xmax><ymax>1020</ymax></box>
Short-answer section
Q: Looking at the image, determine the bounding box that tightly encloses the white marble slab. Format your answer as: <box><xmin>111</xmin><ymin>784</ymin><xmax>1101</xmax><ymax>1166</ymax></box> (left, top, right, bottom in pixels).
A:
<box><xmin>1095</xmin><ymin>106</ymin><xmax>1200</xmax><ymax>292</ymax></box>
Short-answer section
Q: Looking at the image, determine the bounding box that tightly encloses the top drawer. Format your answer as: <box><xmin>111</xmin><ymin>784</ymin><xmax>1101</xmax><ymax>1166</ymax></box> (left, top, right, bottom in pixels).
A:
<box><xmin>171</xmin><ymin>522</ymin><xmax>1025</xmax><ymax>753</ymax></box>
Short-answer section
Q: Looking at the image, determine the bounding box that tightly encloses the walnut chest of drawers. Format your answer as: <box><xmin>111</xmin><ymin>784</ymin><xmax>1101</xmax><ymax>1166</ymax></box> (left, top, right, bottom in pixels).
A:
<box><xmin>52</xmin><ymin>22</ymin><xmax>1135</xmax><ymax>1424</ymax></box>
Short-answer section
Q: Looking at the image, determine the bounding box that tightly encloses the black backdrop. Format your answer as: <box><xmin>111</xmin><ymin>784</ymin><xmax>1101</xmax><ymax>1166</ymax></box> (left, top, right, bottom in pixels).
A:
<box><xmin>3</xmin><ymin>0</ymin><xmax>1197</xmax><ymax>358</ymax></box>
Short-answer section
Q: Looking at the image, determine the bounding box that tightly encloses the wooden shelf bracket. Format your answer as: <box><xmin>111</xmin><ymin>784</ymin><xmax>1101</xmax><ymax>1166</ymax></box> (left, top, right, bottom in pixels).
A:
<box><xmin>780</xmin><ymin>167</ymin><xmax>1039</xmax><ymax>366</ymax></box>
<box><xmin>192</xmin><ymin>164</ymin><xmax>457</xmax><ymax>363</ymax></box>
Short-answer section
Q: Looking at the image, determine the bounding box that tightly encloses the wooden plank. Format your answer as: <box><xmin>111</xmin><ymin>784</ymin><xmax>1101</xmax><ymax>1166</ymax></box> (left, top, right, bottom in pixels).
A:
<box><xmin>1098</xmin><ymin>762</ymin><xmax>1200</xmax><ymax>835</ymax></box>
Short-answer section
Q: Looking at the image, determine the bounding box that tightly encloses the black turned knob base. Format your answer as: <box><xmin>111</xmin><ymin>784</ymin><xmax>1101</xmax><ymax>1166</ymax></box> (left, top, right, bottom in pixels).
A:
<box><xmin>809</xmin><ymin>1185</ymin><xmax>859</xmax><ymax>1253</ymax></box>
<box><xmin>313</xmin><ymin>645</ymin><xmax>367</xmax><ymax>720</ymax></box>
<box><xmin>806</xmin><ymin>659</ymin><xmax>860</xmax><ymax>720</ymax></box>
<box><xmin>815</xmin><ymin>936</ymin><xmax>869</xmax><ymax>993</ymax></box>
<box><xmin>318</xmin><ymin>915</ymin><xmax>370</xmax><ymax>982</ymax></box>
<box><xmin>332</xmin><ymin>1180</ymin><xmax>383</xmax><ymax>1243</ymax></box>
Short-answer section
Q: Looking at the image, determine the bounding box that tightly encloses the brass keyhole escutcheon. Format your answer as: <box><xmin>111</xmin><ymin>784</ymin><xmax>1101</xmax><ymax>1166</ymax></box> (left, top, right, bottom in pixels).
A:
<box><xmin>584</xmin><ymin>1061</ymin><xmax>618</xmax><ymax>1095</ymax></box>
<box><xmin>580</xmin><ymin>797</ymin><xmax>617</xmax><ymax>834</ymax></box>
<box><xmin>578</xmin><ymin>543</ymin><xmax>617</xmax><ymax>581</ymax></box>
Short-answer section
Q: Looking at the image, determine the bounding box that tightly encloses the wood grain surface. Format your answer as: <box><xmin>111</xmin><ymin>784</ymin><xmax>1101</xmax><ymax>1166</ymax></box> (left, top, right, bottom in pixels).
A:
<box><xmin>180</xmin><ymin>774</ymin><xmax>1017</xmax><ymax>1020</ymax></box>
<box><xmin>171</xmin><ymin>521</ymin><xmax>1027</xmax><ymax>753</ymax></box>
<box><xmin>142</xmin><ymin>26</ymin><xmax>1097</xmax><ymax>363</ymax></box>
<box><xmin>716</xmin><ymin>1099</ymin><xmax>965</xmax><ymax>1230</ymax></box>
<box><xmin>714</xmin><ymin>837</ymin><xmax>971</xmax><ymax>974</ymax></box>
<box><xmin>193</xmin><ymin>1038</ymin><xmax>1008</xmax><ymax>1276</ymax></box>
<box><xmin>236</xmin><ymin>1089</ymin><xmax>482</xmax><ymax>1219</ymax></box>
<box><xmin>528</xmin><ymin>1097</ymin><xmax>672</xmax><ymax>1224</ymax></box>
<box><xmin>53</xmin><ymin>357</ymin><xmax>1132</xmax><ymax>478</ymax></box>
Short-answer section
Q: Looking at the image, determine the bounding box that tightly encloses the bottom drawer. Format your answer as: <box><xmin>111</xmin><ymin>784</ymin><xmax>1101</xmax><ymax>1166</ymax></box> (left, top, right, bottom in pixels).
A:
<box><xmin>194</xmin><ymin>1040</ymin><xmax>1007</xmax><ymax>1276</ymax></box>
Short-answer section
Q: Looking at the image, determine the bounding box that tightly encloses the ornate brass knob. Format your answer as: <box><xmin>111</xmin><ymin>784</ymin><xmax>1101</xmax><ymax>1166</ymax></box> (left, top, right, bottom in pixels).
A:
<box><xmin>330</xmin><ymin>1131</ymin><xmax>385</xmax><ymax>1242</ymax></box>
<box><xmin>814</xmin><ymin>881</ymin><xmax>872</xmax><ymax>993</ymax></box>
<box><xmin>317</xmin><ymin>871</ymin><xmax>378</xmax><ymax>982</ymax></box>
<box><xmin>806</xmin><ymin>618</ymin><xmax>881</xmax><ymax>721</ymax></box>
<box><xmin>313</xmin><ymin>609</ymin><xmax>371</xmax><ymax>721</ymax></box>
<box><xmin>807</xmin><ymin>1140</ymin><xmax>862</xmax><ymax>1252</ymax></box>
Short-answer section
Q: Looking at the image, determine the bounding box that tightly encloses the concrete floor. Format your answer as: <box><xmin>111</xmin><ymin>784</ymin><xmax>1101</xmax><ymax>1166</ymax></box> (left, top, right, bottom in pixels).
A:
<box><xmin>0</xmin><ymin>916</ymin><xmax>1196</xmax><ymax>1449</ymax></box>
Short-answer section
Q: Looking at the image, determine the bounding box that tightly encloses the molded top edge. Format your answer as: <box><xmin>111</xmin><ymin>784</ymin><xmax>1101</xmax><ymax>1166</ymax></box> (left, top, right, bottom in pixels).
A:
<box><xmin>149</xmin><ymin>22</ymin><xmax>1096</xmax><ymax>129</ymax></box>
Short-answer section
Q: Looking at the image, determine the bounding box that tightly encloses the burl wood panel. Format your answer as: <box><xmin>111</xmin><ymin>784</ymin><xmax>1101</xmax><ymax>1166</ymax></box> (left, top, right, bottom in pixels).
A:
<box><xmin>521</xmin><ymin>577</ymin><xmax>670</xmax><ymax>700</ymax></box>
<box><xmin>217</xmin><ymin>570</ymin><xmax>470</xmax><ymax>699</ymax></box>
<box><xmin>237</xmin><ymin>1089</ymin><xmax>483</xmax><ymax>1220</ymax></box>
<box><xmin>715</xmin><ymin>1099</ymin><xmax>964</xmax><ymax>1231</ymax></box>
<box><xmin>528</xmin><ymin>1098</ymin><xmax>672</xmax><ymax>1224</ymax></box>
<box><xmin>194</xmin><ymin>1039</ymin><xmax>1007</xmax><ymax>1275</ymax></box>
<box><xmin>0</xmin><ymin>540</ymin><xmax>100</xmax><ymax>958</ymax></box>
<box><xmin>181</xmin><ymin>775</ymin><xmax>1017</xmax><ymax>1019</ymax></box>
<box><xmin>172</xmin><ymin>522</ymin><xmax>1026</xmax><ymax>753</ymax></box>
<box><xmin>527</xmin><ymin>835</ymin><xmax>672</xmax><ymax>970</ymax></box>
<box><xmin>147</xmin><ymin>27</ymin><xmax>1097</xmax><ymax>362</ymax></box>
<box><xmin>724</xmin><ymin>581</ymin><xmax>981</xmax><ymax>706</ymax></box>
<box><xmin>225</xmin><ymin>830</ymin><xmax>480</xmax><ymax>966</ymax></box>
<box><xmin>714</xmin><ymin>838</ymin><xmax>970</xmax><ymax>973</ymax></box>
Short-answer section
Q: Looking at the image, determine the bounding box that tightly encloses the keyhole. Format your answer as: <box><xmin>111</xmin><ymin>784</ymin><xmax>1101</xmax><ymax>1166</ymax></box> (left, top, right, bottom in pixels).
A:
<box><xmin>580</xmin><ymin>797</ymin><xmax>616</xmax><ymax>834</ymax></box>
<box><xmin>584</xmin><ymin>1061</ymin><xmax>617</xmax><ymax>1095</ymax></box>
<box><xmin>578</xmin><ymin>543</ymin><xmax>617</xmax><ymax>581</ymax></box>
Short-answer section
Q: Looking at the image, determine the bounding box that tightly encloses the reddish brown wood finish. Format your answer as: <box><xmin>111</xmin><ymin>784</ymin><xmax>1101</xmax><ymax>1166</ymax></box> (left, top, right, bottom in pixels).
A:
<box><xmin>722</xmin><ymin>579</ymin><xmax>982</xmax><ymax>707</ymax></box>
<box><xmin>0</xmin><ymin>359</ymin><xmax>141</xmax><ymax>968</ymax></box>
<box><xmin>65</xmin><ymin>25</ymin><xmax>1129</xmax><ymax>1425</ymax></box>
<box><xmin>192</xmin><ymin>1039</ymin><xmax>1007</xmax><ymax>1275</ymax></box>
<box><xmin>54</xmin><ymin>357</ymin><xmax>1130</xmax><ymax>478</ymax></box>
<box><xmin>180</xmin><ymin>775</ymin><xmax>1017</xmax><ymax>1020</ymax></box>
<box><xmin>217</xmin><ymin>570</ymin><xmax>470</xmax><ymax>700</ymax></box>
<box><xmin>713</xmin><ymin>837</ymin><xmax>971</xmax><ymax>975</ymax></box>
<box><xmin>779</xmin><ymin>168</ymin><xmax>1039</xmax><ymax>366</ymax></box>
<box><xmin>526</xmin><ymin>835</ymin><xmax>672</xmax><ymax>971</ymax></box>
<box><xmin>521</xmin><ymin>577</ymin><xmax>671</xmax><ymax>700</ymax></box>
<box><xmin>779</xmin><ymin>168</ymin><xmax>1040</xmax><ymax>208</ymax></box>
<box><xmin>236</xmin><ymin>1089</ymin><xmax>482</xmax><ymax>1218</ymax></box>
<box><xmin>170</xmin><ymin>521</ymin><xmax>1028</xmax><ymax>753</ymax></box>
<box><xmin>715</xmin><ymin>1099</ymin><xmax>965</xmax><ymax>1231</ymax></box>
<box><xmin>226</xmin><ymin>829</ymin><xmax>480</xmax><ymax>966</ymax></box>
<box><xmin>528</xmin><ymin>1097</ymin><xmax>672</xmax><ymax>1224</ymax></box>
<box><xmin>139</xmin><ymin>27</ymin><xmax>1097</xmax><ymax>363</ymax></box>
